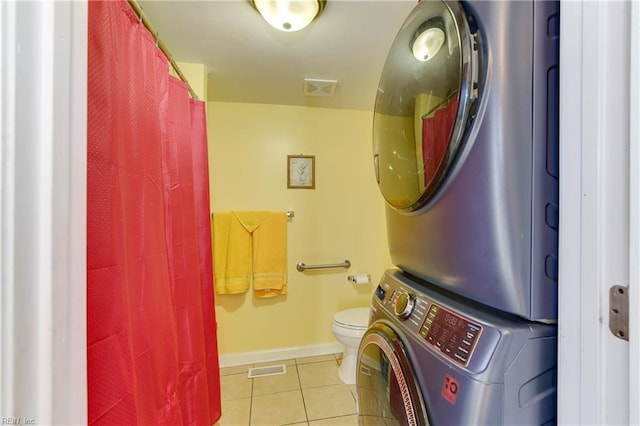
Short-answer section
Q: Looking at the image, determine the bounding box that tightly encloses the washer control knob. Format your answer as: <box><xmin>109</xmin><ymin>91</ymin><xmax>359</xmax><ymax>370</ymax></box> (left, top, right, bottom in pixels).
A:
<box><xmin>394</xmin><ymin>292</ymin><xmax>416</xmax><ymax>320</ymax></box>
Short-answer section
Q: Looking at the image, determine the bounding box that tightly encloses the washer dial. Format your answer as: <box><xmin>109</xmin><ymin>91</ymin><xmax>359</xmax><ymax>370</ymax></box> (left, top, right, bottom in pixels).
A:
<box><xmin>394</xmin><ymin>291</ymin><xmax>416</xmax><ymax>320</ymax></box>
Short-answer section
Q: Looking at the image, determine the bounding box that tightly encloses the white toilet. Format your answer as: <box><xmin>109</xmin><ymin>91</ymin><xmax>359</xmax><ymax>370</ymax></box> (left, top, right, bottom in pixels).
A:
<box><xmin>332</xmin><ymin>307</ymin><xmax>371</xmax><ymax>385</ymax></box>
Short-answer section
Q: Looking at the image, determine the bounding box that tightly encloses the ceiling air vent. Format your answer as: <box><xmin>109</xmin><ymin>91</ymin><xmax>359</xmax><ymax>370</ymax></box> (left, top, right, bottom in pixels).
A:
<box><xmin>303</xmin><ymin>78</ymin><xmax>338</xmax><ymax>97</ymax></box>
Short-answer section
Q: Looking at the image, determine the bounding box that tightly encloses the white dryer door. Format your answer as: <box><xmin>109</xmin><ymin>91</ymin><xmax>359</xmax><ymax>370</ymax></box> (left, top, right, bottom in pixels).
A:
<box><xmin>373</xmin><ymin>0</ymin><xmax>478</xmax><ymax>212</ymax></box>
<box><xmin>356</xmin><ymin>322</ymin><xmax>429</xmax><ymax>425</ymax></box>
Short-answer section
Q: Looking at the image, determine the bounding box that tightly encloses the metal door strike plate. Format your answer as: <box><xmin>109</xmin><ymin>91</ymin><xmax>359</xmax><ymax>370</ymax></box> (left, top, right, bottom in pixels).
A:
<box><xmin>609</xmin><ymin>285</ymin><xmax>629</xmax><ymax>341</ymax></box>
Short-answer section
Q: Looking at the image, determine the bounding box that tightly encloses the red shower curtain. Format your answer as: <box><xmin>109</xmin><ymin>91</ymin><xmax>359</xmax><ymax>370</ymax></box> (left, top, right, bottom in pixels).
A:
<box><xmin>87</xmin><ymin>1</ymin><xmax>221</xmax><ymax>424</ymax></box>
<box><xmin>422</xmin><ymin>96</ymin><xmax>459</xmax><ymax>188</ymax></box>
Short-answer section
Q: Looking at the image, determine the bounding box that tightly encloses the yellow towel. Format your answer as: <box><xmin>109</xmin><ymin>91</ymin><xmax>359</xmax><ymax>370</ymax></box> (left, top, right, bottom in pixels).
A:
<box><xmin>250</xmin><ymin>213</ymin><xmax>287</xmax><ymax>298</ymax></box>
<box><xmin>212</xmin><ymin>212</ymin><xmax>252</xmax><ymax>294</ymax></box>
<box><xmin>234</xmin><ymin>212</ymin><xmax>288</xmax><ymax>298</ymax></box>
<box><xmin>212</xmin><ymin>211</ymin><xmax>288</xmax><ymax>298</ymax></box>
<box><xmin>233</xmin><ymin>211</ymin><xmax>270</xmax><ymax>234</ymax></box>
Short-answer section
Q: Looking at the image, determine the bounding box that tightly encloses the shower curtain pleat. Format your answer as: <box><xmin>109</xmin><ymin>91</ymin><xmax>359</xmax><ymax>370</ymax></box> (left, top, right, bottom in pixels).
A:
<box><xmin>189</xmin><ymin>99</ymin><xmax>222</xmax><ymax>418</ymax></box>
<box><xmin>87</xmin><ymin>1</ymin><xmax>221</xmax><ymax>424</ymax></box>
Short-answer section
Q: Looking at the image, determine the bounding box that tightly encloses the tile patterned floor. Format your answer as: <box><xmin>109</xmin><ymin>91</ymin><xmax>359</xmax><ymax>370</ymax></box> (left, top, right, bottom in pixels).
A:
<box><xmin>216</xmin><ymin>354</ymin><xmax>359</xmax><ymax>426</ymax></box>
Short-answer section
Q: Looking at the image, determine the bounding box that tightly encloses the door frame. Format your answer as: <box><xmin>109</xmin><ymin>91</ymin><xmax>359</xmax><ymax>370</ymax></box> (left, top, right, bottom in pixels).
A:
<box><xmin>558</xmin><ymin>1</ymin><xmax>639</xmax><ymax>423</ymax></box>
<box><xmin>0</xmin><ymin>1</ymin><xmax>87</xmax><ymax>423</ymax></box>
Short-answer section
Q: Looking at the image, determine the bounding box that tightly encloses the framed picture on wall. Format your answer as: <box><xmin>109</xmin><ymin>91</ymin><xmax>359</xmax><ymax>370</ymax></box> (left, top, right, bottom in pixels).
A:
<box><xmin>287</xmin><ymin>155</ymin><xmax>315</xmax><ymax>189</ymax></box>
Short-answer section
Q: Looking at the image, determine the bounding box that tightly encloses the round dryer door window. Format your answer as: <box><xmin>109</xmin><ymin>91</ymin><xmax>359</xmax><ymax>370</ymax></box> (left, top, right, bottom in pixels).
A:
<box><xmin>373</xmin><ymin>1</ymin><xmax>478</xmax><ymax>211</ymax></box>
<box><xmin>356</xmin><ymin>322</ymin><xmax>429</xmax><ymax>425</ymax></box>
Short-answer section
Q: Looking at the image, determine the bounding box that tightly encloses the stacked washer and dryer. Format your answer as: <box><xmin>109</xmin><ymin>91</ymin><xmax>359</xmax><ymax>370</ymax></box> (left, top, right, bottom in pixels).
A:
<box><xmin>356</xmin><ymin>1</ymin><xmax>559</xmax><ymax>424</ymax></box>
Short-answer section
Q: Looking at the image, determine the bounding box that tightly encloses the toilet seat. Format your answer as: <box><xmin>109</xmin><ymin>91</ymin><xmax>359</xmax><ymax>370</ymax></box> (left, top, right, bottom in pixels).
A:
<box><xmin>333</xmin><ymin>307</ymin><xmax>370</xmax><ymax>330</ymax></box>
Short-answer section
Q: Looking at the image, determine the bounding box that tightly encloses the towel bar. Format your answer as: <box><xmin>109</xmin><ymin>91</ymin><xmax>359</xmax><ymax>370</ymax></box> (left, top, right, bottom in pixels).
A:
<box><xmin>296</xmin><ymin>260</ymin><xmax>351</xmax><ymax>272</ymax></box>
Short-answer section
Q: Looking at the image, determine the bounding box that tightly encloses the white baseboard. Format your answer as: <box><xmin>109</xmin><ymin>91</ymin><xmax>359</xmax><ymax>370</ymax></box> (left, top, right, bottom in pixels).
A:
<box><xmin>218</xmin><ymin>342</ymin><xmax>344</xmax><ymax>368</ymax></box>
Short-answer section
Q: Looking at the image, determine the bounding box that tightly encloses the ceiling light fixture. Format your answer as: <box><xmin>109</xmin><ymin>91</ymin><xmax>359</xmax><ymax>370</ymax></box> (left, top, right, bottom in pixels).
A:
<box><xmin>250</xmin><ymin>0</ymin><xmax>326</xmax><ymax>32</ymax></box>
<box><xmin>412</xmin><ymin>18</ymin><xmax>446</xmax><ymax>62</ymax></box>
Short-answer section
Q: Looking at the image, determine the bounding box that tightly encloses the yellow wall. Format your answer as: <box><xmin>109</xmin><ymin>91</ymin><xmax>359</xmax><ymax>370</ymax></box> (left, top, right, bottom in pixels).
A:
<box><xmin>207</xmin><ymin>102</ymin><xmax>392</xmax><ymax>355</ymax></box>
<box><xmin>176</xmin><ymin>61</ymin><xmax>208</xmax><ymax>101</ymax></box>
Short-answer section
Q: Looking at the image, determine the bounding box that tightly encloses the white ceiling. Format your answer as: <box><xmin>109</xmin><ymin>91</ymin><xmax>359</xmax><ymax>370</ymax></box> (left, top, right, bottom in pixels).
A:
<box><xmin>137</xmin><ymin>0</ymin><xmax>417</xmax><ymax>111</ymax></box>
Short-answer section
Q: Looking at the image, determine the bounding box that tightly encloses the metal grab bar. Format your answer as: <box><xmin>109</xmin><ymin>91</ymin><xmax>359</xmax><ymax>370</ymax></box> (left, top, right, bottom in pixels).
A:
<box><xmin>296</xmin><ymin>260</ymin><xmax>351</xmax><ymax>272</ymax></box>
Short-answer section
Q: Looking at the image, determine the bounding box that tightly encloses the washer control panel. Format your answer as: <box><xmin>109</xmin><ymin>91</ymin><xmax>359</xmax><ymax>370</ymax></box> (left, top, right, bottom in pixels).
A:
<box><xmin>419</xmin><ymin>304</ymin><xmax>482</xmax><ymax>367</ymax></box>
<box><xmin>374</xmin><ymin>275</ymin><xmax>483</xmax><ymax>368</ymax></box>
